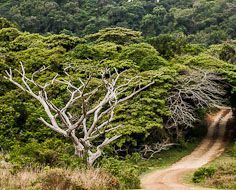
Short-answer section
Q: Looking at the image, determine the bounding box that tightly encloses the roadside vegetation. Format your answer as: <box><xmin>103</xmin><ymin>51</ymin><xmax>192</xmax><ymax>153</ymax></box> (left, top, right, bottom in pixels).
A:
<box><xmin>187</xmin><ymin>143</ymin><xmax>236</xmax><ymax>190</ymax></box>
<box><xmin>0</xmin><ymin>140</ymin><xmax>199</xmax><ymax>190</ymax></box>
<box><xmin>186</xmin><ymin>117</ymin><xmax>236</xmax><ymax>190</ymax></box>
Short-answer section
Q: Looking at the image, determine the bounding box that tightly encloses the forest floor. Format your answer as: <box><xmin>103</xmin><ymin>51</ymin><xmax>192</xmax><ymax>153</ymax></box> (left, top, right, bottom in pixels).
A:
<box><xmin>140</xmin><ymin>109</ymin><xmax>233</xmax><ymax>190</ymax></box>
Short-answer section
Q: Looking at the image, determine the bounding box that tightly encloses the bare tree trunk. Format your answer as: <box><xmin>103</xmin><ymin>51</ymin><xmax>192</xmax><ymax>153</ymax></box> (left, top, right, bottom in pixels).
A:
<box><xmin>87</xmin><ymin>150</ymin><xmax>102</xmax><ymax>166</ymax></box>
<box><xmin>74</xmin><ymin>143</ymin><xmax>86</xmax><ymax>158</ymax></box>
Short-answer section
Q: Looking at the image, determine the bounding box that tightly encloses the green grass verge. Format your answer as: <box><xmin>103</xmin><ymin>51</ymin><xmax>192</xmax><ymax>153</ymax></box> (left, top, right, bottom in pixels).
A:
<box><xmin>184</xmin><ymin>142</ymin><xmax>236</xmax><ymax>190</ymax></box>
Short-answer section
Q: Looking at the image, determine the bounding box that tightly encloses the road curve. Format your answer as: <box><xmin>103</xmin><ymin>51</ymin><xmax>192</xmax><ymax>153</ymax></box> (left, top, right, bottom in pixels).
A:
<box><xmin>141</xmin><ymin>109</ymin><xmax>233</xmax><ymax>190</ymax></box>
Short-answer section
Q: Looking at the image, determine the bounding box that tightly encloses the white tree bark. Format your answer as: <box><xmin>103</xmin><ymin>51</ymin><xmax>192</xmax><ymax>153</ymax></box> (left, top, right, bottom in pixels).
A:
<box><xmin>167</xmin><ymin>70</ymin><xmax>227</xmax><ymax>135</ymax></box>
<box><xmin>4</xmin><ymin>63</ymin><xmax>155</xmax><ymax>165</ymax></box>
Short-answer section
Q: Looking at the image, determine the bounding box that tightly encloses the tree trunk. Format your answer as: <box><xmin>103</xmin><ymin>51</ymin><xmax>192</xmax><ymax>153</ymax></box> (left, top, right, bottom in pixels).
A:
<box><xmin>87</xmin><ymin>149</ymin><xmax>102</xmax><ymax>166</ymax></box>
<box><xmin>74</xmin><ymin>143</ymin><xmax>86</xmax><ymax>158</ymax></box>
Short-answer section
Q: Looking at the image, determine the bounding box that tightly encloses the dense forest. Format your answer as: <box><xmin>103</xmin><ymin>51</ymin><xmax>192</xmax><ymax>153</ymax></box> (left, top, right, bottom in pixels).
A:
<box><xmin>0</xmin><ymin>0</ymin><xmax>236</xmax><ymax>189</ymax></box>
<box><xmin>0</xmin><ymin>0</ymin><xmax>236</xmax><ymax>44</ymax></box>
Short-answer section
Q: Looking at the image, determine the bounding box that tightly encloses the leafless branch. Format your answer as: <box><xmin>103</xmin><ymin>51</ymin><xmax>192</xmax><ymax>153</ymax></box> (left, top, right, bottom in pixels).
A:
<box><xmin>4</xmin><ymin>64</ymin><xmax>155</xmax><ymax>165</ymax></box>
<box><xmin>167</xmin><ymin>70</ymin><xmax>227</xmax><ymax>130</ymax></box>
<box><xmin>141</xmin><ymin>139</ymin><xmax>176</xmax><ymax>159</ymax></box>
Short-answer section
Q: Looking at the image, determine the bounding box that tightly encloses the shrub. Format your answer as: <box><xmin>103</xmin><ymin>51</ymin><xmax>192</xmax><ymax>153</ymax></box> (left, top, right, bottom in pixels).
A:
<box><xmin>0</xmin><ymin>17</ymin><xmax>18</xmax><ymax>29</ymax></box>
<box><xmin>101</xmin><ymin>157</ymin><xmax>140</xmax><ymax>189</ymax></box>
<box><xmin>193</xmin><ymin>166</ymin><xmax>216</xmax><ymax>183</ymax></box>
<box><xmin>9</xmin><ymin>139</ymin><xmax>83</xmax><ymax>169</ymax></box>
<box><xmin>139</xmin><ymin>55</ymin><xmax>169</xmax><ymax>71</ymax></box>
<box><xmin>232</xmin><ymin>142</ymin><xmax>236</xmax><ymax>157</ymax></box>
<box><xmin>231</xmin><ymin>141</ymin><xmax>236</xmax><ymax>157</ymax></box>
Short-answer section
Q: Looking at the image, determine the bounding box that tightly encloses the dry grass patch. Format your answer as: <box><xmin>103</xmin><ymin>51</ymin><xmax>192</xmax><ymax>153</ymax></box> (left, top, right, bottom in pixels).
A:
<box><xmin>33</xmin><ymin>168</ymin><xmax>120</xmax><ymax>190</ymax></box>
<box><xmin>0</xmin><ymin>167</ymin><xmax>38</xmax><ymax>190</ymax></box>
<box><xmin>204</xmin><ymin>159</ymin><xmax>236</xmax><ymax>189</ymax></box>
<box><xmin>0</xmin><ymin>160</ymin><xmax>120</xmax><ymax>190</ymax></box>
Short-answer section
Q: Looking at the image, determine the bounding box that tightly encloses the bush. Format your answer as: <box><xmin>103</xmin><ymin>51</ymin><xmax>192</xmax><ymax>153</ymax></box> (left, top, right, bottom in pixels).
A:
<box><xmin>101</xmin><ymin>157</ymin><xmax>140</xmax><ymax>189</ymax></box>
<box><xmin>9</xmin><ymin>139</ymin><xmax>83</xmax><ymax>169</ymax></box>
<box><xmin>193</xmin><ymin>166</ymin><xmax>216</xmax><ymax>183</ymax></box>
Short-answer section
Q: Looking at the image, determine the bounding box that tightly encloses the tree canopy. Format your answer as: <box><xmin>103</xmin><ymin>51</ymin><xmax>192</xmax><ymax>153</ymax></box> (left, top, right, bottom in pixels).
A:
<box><xmin>0</xmin><ymin>0</ymin><xmax>235</xmax><ymax>44</ymax></box>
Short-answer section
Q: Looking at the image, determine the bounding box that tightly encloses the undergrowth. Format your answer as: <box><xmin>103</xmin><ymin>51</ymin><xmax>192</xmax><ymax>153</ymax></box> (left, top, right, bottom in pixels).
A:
<box><xmin>0</xmin><ymin>140</ymin><xmax>199</xmax><ymax>190</ymax></box>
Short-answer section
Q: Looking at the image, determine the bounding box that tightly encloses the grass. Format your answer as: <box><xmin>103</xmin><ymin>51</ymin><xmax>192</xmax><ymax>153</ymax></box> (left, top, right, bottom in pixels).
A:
<box><xmin>0</xmin><ymin>166</ymin><xmax>120</xmax><ymax>190</ymax></box>
<box><xmin>184</xmin><ymin>142</ymin><xmax>236</xmax><ymax>190</ymax></box>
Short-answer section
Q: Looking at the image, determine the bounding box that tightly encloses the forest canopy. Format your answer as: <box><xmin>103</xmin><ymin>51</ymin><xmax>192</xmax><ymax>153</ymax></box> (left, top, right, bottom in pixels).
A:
<box><xmin>0</xmin><ymin>0</ymin><xmax>235</xmax><ymax>44</ymax></box>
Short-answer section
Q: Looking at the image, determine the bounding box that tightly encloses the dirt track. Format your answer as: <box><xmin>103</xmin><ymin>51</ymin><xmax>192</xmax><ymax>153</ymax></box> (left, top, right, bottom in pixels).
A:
<box><xmin>141</xmin><ymin>109</ymin><xmax>233</xmax><ymax>190</ymax></box>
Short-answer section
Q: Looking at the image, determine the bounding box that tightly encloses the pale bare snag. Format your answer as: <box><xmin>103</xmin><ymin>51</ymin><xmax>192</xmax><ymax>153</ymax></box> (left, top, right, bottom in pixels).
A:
<box><xmin>141</xmin><ymin>139</ymin><xmax>176</xmax><ymax>159</ymax></box>
<box><xmin>167</xmin><ymin>70</ymin><xmax>227</xmax><ymax>137</ymax></box>
<box><xmin>4</xmin><ymin>62</ymin><xmax>155</xmax><ymax>165</ymax></box>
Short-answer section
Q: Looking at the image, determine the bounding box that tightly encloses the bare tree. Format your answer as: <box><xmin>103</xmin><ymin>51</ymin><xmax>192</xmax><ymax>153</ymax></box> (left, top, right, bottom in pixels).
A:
<box><xmin>141</xmin><ymin>139</ymin><xmax>176</xmax><ymax>159</ymax></box>
<box><xmin>4</xmin><ymin>62</ymin><xmax>155</xmax><ymax>165</ymax></box>
<box><xmin>167</xmin><ymin>70</ymin><xmax>227</xmax><ymax>137</ymax></box>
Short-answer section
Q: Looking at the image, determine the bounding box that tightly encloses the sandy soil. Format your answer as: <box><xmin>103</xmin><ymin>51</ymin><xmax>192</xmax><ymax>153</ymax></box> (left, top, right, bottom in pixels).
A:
<box><xmin>141</xmin><ymin>109</ymin><xmax>233</xmax><ymax>190</ymax></box>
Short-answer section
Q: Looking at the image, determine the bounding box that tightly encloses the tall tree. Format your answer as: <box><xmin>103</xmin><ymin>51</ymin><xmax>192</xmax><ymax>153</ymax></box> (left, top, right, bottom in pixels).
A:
<box><xmin>4</xmin><ymin>63</ymin><xmax>155</xmax><ymax>165</ymax></box>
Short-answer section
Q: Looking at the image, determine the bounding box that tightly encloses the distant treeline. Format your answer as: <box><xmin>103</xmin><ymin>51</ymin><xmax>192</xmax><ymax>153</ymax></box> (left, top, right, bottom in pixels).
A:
<box><xmin>0</xmin><ymin>0</ymin><xmax>235</xmax><ymax>44</ymax></box>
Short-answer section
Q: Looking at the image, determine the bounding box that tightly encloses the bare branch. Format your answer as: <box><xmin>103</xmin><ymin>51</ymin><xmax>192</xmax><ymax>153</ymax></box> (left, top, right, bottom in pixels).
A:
<box><xmin>167</xmin><ymin>70</ymin><xmax>227</xmax><ymax>129</ymax></box>
<box><xmin>141</xmin><ymin>139</ymin><xmax>176</xmax><ymax>159</ymax></box>
<box><xmin>5</xmin><ymin>63</ymin><xmax>155</xmax><ymax>165</ymax></box>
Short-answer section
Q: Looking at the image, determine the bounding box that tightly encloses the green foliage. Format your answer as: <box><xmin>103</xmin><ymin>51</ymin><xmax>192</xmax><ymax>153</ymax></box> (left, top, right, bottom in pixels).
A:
<box><xmin>192</xmin><ymin>166</ymin><xmax>216</xmax><ymax>183</ymax></box>
<box><xmin>72</xmin><ymin>44</ymin><xmax>102</xmax><ymax>60</ymax></box>
<box><xmin>8</xmin><ymin>139</ymin><xmax>82</xmax><ymax>169</ymax></box>
<box><xmin>147</xmin><ymin>33</ymin><xmax>188</xmax><ymax>59</ymax></box>
<box><xmin>86</xmin><ymin>27</ymin><xmax>142</xmax><ymax>44</ymax></box>
<box><xmin>140</xmin><ymin>54</ymin><xmax>169</xmax><ymax>71</ymax></box>
<box><xmin>9</xmin><ymin>32</ymin><xmax>45</xmax><ymax>51</ymax></box>
<box><xmin>119</xmin><ymin>42</ymin><xmax>170</xmax><ymax>70</ymax></box>
<box><xmin>0</xmin><ymin>17</ymin><xmax>17</xmax><ymax>29</ymax></box>
<box><xmin>207</xmin><ymin>42</ymin><xmax>236</xmax><ymax>64</ymax></box>
<box><xmin>0</xmin><ymin>27</ymin><xmax>21</xmax><ymax>48</ymax></box>
<box><xmin>219</xmin><ymin>43</ymin><xmax>236</xmax><ymax>64</ymax></box>
<box><xmin>183</xmin><ymin>44</ymin><xmax>206</xmax><ymax>56</ymax></box>
<box><xmin>0</xmin><ymin>102</ymin><xmax>20</xmax><ymax>149</ymax></box>
<box><xmin>101</xmin><ymin>157</ymin><xmax>140</xmax><ymax>189</ymax></box>
<box><xmin>44</xmin><ymin>34</ymin><xmax>84</xmax><ymax>51</ymax></box>
<box><xmin>120</xmin><ymin>43</ymin><xmax>159</xmax><ymax>63</ymax></box>
<box><xmin>1</xmin><ymin>0</ymin><xmax>234</xmax><ymax>44</ymax></box>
